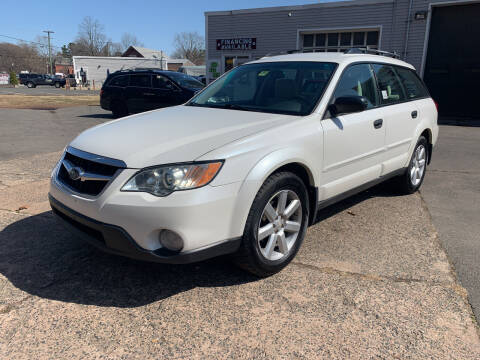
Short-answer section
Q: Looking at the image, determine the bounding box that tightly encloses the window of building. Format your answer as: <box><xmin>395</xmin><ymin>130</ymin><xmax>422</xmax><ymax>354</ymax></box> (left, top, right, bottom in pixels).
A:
<box><xmin>332</xmin><ymin>64</ymin><xmax>378</xmax><ymax>109</ymax></box>
<box><xmin>302</xmin><ymin>29</ymin><xmax>380</xmax><ymax>53</ymax></box>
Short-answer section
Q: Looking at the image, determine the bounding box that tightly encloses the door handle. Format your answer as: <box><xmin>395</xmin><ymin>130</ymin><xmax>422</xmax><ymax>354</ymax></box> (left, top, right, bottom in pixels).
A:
<box><xmin>411</xmin><ymin>110</ymin><xmax>418</xmax><ymax>119</ymax></box>
<box><xmin>373</xmin><ymin>119</ymin><xmax>383</xmax><ymax>129</ymax></box>
<box><xmin>143</xmin><ymin>92</ymin><xmax>155</xmax><ymax>96</ymax></box>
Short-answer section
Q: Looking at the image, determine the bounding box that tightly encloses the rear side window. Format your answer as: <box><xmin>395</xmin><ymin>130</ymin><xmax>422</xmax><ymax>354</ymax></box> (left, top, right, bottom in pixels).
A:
<box><xmin>129</xmin><ymin>74</ymin><xmax>151</xmax><ymax>88</ymax></box>
<box><xmin>109</xmin><ymin>75</ymin><xmax>129</xmax><ymax>87</ymax></box>
<box><xmin>332</xmin><ymin>64</ymin><xmax>379</xmax><ymax>109</ymax></box>
<box><xmin>394</xmin><ymin>67</ymin><xmax>429</xmax><ymax>99</ymax></box>
<box><xmin>372</xmin><ymin>64</ymin><xmax>406</xmax><ymax>104</ymax></box>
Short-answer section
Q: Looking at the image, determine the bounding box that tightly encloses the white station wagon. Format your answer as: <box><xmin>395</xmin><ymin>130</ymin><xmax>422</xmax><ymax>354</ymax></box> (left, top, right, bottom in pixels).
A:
<box><xmin>50</xmin><ymin>50</ymin><xmax>438</xmax><ymax>276</ymax></box>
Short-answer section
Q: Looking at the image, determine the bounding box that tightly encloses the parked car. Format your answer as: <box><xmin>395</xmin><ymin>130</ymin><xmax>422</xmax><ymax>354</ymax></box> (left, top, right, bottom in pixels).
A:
<box><xmin>19</xmin><ymin>73</ymin><xmax>65</xmax><ymax>88</ymax></box>
<box><xmin>49</xmin><ymin>50</ymin><xmax>438</xmax><ymax>277</ymax></box>
<box><xmin>100</xmin><ymin>70</ymin><xmax>205</xmax><ymax>118</ymax></box>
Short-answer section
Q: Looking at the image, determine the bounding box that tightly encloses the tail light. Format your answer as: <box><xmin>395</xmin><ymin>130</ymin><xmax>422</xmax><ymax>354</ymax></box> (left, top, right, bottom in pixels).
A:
<box><xmin>100</xmin><ymin>89</ymin><xmax>104</xmax><ymax>97</ymax></box>
<box><xmin>434</xmin><ymin>100</ymin><xmax>439</xmax><ymax>112</ymax></box>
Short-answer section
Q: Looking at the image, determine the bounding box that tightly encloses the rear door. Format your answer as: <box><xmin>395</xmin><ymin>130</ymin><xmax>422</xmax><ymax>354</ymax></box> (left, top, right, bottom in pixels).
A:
<box><xmin>126</xmin><ymin>74</ymin><xmax>152</xmax><ymax>113</ymax></box>
<box><xmin>321</xmin><ymin>63</ymin><xmax>385</xmax><ymax>199</ymax></box>
<box><xmin>372</xmin><ymin>64</ymin><xmax>419</xmax><ymax>173</ymax></box>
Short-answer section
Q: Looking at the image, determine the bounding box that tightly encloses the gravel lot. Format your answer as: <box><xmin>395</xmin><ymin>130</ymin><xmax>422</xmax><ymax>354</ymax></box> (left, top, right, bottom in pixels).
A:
<box><xmin>0</xmin><ymin>105</ymin><xmax>478</xmax><ymax>358</ymax></box>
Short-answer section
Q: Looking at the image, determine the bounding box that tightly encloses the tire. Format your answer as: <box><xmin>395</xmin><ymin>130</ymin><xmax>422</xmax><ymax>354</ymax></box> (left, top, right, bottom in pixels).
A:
<box><xmin>395</xmin><ymin>136</ymin><xmax>429</xmax><ymax>194</ymax></box>
<box><xmin>54</xmin><ymin>82</ymin><xmax>61</xmax><ymax>88</ymax></box>
<box><xmin>111</xmin><ymin>101</ymin><xmax>128</xmax><ymax>118</ymax></box>
<box><xmin>233</xmin><ymin>172</ymin><xmax>309</xmax><ymax>277</ymax></box>
<box><xmin>26</xmin><ymin>82</ymin><xmax>35</xmax><ymax>88</ymax></box>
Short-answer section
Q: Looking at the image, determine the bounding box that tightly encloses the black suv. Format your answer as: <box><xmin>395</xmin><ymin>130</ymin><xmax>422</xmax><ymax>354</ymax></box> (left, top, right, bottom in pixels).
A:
<box><xmin>19</xmin><ymin>73</ymin><xmax>66</xmax><ymax>88</ymax></box>
<box><xmin>100</xmin><ymin>70</ymin><xmax>205</xmax><ymax>118</ymax></box>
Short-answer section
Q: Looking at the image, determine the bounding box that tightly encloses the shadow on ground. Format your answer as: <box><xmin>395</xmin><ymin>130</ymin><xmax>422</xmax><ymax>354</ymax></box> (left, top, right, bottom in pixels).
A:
<box><xmin>438</xmin><ymin>116</ymin><xmax>480</xmax><ymax>127</ymax></box>
<box><xmin>0</xmin><ymin>182</ymin><xmax>401</xmax><ymax>308</ymax></box>
<box><xmin>77</xmin><ymin>113</ymin><xmax>114</xmax><ymax>119</ymax></box>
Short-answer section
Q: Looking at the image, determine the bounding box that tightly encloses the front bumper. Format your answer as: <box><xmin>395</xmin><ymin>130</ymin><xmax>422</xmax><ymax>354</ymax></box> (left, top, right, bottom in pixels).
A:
<box><xmin>50</xmin><ymin>195</ymin><xmax>241</xmax><ymax>264</ymax></box>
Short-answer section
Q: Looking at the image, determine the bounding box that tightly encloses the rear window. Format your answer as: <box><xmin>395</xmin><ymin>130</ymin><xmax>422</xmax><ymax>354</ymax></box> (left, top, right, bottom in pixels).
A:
<box><xmin>394</xmin><ymin>66</ymin><xmax>429</xmax><ymax>100</ymax></box>
<box><xmin>108</xmin><ymin>75</ymin><xmax>129</xmax><ymax>87</ymax></box>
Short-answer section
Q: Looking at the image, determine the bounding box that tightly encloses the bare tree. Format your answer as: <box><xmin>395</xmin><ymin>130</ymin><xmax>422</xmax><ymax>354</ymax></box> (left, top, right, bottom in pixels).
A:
<box><xmin>0</xmin><ymin>42</ymin><xmax>45</xmax><ymax>73</ymax></box>
<box><xmin>121</xmin><ymin>33</ymin><xmax>144</xmax><ymax>51</ymax></box>
<box><xmin>171</xmin><ymin>32</ymin><xmax>205</xmax><ymax>65</ymax></box>
<box><xmin>76</xmin><ymin>16</ymin><xmax>107</xmax><ymax>56</ymax></box>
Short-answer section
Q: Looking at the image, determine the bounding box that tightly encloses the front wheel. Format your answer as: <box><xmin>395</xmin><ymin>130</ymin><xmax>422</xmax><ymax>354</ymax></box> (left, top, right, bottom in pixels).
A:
<box><xmin>396</xmin><ymin>136</ymin><xmax>428</xmax><ymax>194</ymax></box>
<box><xmin>233</xmin><ymin>172</ymin><xmax>309</xmax><ymax>277</ymax></box>
<box><xmin>54</xmin><ymin>82</ymin><xmax>61</xmax><ymax>88</ymax></box>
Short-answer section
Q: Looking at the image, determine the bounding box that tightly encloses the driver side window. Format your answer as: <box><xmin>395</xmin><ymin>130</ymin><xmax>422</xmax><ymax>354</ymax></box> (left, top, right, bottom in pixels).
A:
<box><xmin>333</xmin><ymin>64</ymin><xmax>378</xmax><ymax>109</ymax></box>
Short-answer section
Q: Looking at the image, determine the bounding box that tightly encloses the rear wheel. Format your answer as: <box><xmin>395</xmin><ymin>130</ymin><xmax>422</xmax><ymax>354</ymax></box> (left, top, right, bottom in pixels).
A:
<box><xmin>111</xmin><ymin>101</ymin><xmax>128</xmax><ymax>118</ymax></box>
<box><xmin>26</xmin><ymin>82</ymin><xmax>35</xmax><ymax>88</ymax></box>
<box><xmin>396</xmin><ymin>136</ymin><xmax>428</xmax><ymax>194</ymax></box>
<box><xmin>233</xmin><ymin>172</ymin><xmax>309</xmax><ymax>277</ymax></box>
<box><xmin>54</xmin><ymin>82</ymin><xmax>61</xmax><ymax>88</ymax></box>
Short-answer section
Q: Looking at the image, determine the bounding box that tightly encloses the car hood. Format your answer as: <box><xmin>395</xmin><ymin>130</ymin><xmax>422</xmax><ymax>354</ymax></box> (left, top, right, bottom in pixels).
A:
<box><xmin>70</xmin><ymin>105</ymin><xmax>295</xmax><ymax>168</ymax></box>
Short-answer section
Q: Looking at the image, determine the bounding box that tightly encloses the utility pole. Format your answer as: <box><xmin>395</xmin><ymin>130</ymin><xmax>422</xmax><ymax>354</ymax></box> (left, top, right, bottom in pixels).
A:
<box><xmin>43</xmin><ymin>30</ymin><xmax>54</xmax><ymax>74</ymax></box>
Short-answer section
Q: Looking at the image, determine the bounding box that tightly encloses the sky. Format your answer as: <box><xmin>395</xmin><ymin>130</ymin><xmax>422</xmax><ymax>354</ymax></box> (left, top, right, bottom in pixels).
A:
<box><xmin>0</xmin><ymin>0</ymin><xmax>336</xmax><ymax>55</ymax></box>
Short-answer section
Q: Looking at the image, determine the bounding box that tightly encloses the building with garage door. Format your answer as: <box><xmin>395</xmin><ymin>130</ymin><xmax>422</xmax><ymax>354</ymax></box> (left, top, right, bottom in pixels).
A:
<box><xmin>205</xmin><ymin>0</ymin><xmax>480</xmax><ymax>118</ymax></box>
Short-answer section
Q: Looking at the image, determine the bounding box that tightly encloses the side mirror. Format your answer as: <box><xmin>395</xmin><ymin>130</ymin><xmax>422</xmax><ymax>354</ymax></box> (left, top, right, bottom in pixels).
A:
<box><xmin>328</xmin><ymin>96</ymin><xmax>368</xmax><ymax>117</ymax></box>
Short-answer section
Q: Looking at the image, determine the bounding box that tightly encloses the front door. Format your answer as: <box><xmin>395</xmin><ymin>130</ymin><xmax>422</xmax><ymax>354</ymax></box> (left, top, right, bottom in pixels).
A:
<box><xmin>149</xmin><ymin>74</ymin><xmax>176</xmax><ymax>109</ymax></box>
<box><xmin>321</xmin><ymin>63</ymin><xmax>385</xmax><ymax>199</ymax></box>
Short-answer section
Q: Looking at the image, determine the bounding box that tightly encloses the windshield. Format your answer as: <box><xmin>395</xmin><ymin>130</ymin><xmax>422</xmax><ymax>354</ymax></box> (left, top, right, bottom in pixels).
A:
<box><xmin>188</xmin><ymin>61</ymin><xmax>337</xmax><ymax>116</ymax></box>
<box><xmin>167</xmin><ymin>72</ymin><xmax>204</xmax><ymax>89</ymax></box>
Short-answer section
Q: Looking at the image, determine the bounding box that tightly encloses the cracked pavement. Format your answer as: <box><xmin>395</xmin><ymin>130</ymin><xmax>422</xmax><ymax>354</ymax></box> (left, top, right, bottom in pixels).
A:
<box><xmin>0</xmin><ymin>108</ymin><xmax>479</xmax><ymax>358</ymax></box>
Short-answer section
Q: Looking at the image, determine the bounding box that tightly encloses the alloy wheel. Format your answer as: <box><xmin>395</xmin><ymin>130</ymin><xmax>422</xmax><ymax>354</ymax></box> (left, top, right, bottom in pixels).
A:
<box><xmin>410</xmin><ymin>144</ymin><xmax>426</xmax><ymax>186</ymax></box>
<box><xmin>257</xmin><ymin>189</ymin><xmax>303</xmax><ymax>261</ymax></box>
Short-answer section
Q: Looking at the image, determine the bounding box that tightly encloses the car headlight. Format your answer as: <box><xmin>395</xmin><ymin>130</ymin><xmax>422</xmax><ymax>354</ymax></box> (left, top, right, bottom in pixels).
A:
<box><xmin>121</xmin><ymin>161</ymin><xmax>223</xmax><ymax>197</ymax></box>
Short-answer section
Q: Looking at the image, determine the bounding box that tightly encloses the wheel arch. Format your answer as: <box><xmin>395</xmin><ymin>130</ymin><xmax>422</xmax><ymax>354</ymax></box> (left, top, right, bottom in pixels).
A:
<box><xmin>230</xmin><ymin>150</ymin><xmax>319</xmax><ymax>238</ymax></box>
<box><xmin>420</xmin><ymin>128</ymin><xmax>433</xmax><ymax>164</ymax></box>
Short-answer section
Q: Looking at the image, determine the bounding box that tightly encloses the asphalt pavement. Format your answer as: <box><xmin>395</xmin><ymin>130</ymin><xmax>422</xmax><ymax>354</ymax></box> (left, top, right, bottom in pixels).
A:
<box><xmin>0</xmin><ymin>106</ymin><xmax>112</xmax><ymax>160</ymax></box>
<box><xmin>0</xmin><ymin>106</ymin><xmax>478</xmax><ymax>358</ymax></box>
<box><xmin>421</xmin><ymin>123</ymin><xmax>480</xmax><ymax>321</ymax></box>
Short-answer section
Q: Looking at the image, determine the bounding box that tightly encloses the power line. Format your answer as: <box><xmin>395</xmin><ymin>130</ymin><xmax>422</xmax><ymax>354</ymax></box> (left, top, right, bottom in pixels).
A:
<box><xmin>0</xmin><ymin>33</ymin><xmax>63</xmax><ymax>51</ymax></box>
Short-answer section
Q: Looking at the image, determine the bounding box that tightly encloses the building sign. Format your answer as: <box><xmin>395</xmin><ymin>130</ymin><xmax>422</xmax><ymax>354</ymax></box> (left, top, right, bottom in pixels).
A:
<box><xmin>0</xmin><ymin>73</ymin><xmax>9</xmax><ymax>85</ymax></box>
<box><xmin>216</xmin><ymin>38</ymin><xmax>257</xmax><ymax>51</ymax></box>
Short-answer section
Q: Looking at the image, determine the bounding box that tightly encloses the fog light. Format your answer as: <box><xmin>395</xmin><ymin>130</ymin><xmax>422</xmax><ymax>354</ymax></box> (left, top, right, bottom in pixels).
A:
<box><xmin>158</xmin><ymin>230</ymin><xmax>183</xmax><ymax>251</ymax></box>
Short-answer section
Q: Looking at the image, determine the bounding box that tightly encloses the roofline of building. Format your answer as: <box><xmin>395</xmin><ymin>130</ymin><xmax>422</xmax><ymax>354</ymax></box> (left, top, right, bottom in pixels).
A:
<box><xmin>205</xmin><ymin>0</ymin><xmax>393</xmax><ymax>16</ymax></box>
<box><xmin>72</xmin><ymin>56</ymin><xmax>170</xmax><ymax>61</ymax></box>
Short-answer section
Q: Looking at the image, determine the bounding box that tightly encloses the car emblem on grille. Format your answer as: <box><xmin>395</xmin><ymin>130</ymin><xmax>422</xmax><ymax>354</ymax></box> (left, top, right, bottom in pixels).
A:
<box><xmin>67</xmin><ymin>166</ymin><xmax>84</xmax><ymax>181</ymax></box>
<box><xmin>61</xmin><ymin>158</ymin><xmax>112</xmax><ymax>183</ymax></box>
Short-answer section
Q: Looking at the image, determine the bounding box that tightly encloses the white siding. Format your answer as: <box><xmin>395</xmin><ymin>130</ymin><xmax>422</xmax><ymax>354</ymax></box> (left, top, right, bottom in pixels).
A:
<box><xmin>206</xmin><ymin>0</ymin><xmax>473</xmax><ymax>76</ymax></box>
<box><xmin>72</xmin><ymin>57</ymin><xmax>167</xmax><ymax>86</ymax></box>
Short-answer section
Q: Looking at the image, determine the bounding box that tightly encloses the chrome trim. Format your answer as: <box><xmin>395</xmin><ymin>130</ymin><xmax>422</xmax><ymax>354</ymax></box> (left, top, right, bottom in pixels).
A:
<box><xmin>66</xmin><ymin>146</ymin><xmax>127</xmax><ymax>168</ymax></box>
<box><xmin>62</xmin><ymin>159</ymin><xmax>111</xmax><ymax>182</ymax></box>
<box><xmin>55</xmin><ymin>147</ymin><xmax>125</xmax><ymax>199</ymax></box>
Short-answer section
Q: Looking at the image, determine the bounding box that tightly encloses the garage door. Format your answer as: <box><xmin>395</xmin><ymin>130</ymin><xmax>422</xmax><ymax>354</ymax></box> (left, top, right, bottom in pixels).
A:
<box><xmin>424</xmin><ymin>3</ymin><xmax>480</xmax><ymax>118</ymax></box>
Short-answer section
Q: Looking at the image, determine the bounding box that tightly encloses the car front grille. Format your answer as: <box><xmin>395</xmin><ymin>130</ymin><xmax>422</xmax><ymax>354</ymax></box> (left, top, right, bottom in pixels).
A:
<box><xmin>57</xmin><ymin>148</ymin><xmax>125</xmax><ymax>196</ymax></box>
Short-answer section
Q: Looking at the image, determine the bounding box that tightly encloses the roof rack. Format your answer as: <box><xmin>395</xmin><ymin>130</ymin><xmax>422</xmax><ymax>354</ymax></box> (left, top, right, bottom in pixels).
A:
<box><xmin>261</xmin><ymin>49</ymin><xmax>302</xmax><ymax>58</ymax></box>
<box><xmin>345</xmin><ymin>48</ymin><xmax>400</xmax><ymax>59</ymax></box>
